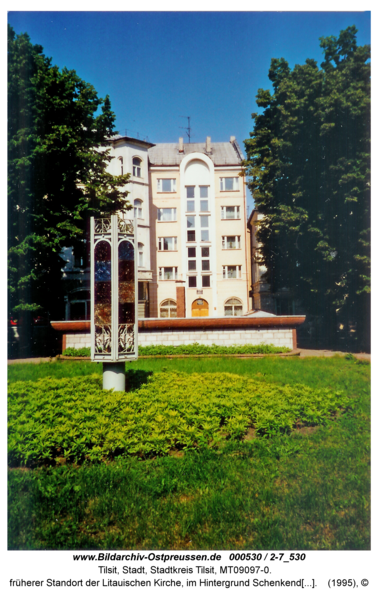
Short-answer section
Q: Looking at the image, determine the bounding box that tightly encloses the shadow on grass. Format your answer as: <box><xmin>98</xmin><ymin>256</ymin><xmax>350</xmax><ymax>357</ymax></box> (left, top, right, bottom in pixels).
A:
<box><xmin>125</xmin><ymin>369</ymin><xmax>153</xmax><ymax>392</ymax></box>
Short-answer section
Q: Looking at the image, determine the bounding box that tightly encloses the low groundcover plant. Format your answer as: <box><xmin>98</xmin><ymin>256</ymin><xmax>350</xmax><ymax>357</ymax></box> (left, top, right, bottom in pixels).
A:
<box><xmin>8</xmin><ymin>371</ymin><xmax>352</xmax><ymax>467</ymax></box>
<box><xmin>62</xmin><ymin>343</ymin><xmax>291</xmax><ymax>358</ymax></box>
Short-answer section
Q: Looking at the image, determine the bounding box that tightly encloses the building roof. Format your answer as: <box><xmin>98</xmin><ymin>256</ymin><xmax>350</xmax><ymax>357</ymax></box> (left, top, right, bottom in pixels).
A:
<box><xmin>108</xmin><ymin>135</ymin><xmax>155</xmax><ymax>149</ymax></box>
<box><xmin>148</xmin><ymin>139</ymin><xmax>244</xmax><ymax>166</ymax></box>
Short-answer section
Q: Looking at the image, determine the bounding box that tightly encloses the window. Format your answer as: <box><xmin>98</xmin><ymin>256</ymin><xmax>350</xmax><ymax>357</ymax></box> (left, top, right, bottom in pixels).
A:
<box><xmin>74</xmin><ymin>255</ymin><xmax>85</xmax><ymax>268</ymax></box>
<box><xmin>158</xmin><ymin>208</ymin><xmax>177</xmax><ymax>221</ymax></box>
<box><xmin>221</xmin><ymin>206</ymin><xmax>240</xmax><ymax>219</ymax></box>
<box><xmin>187</xmin><ymin>216</ymin><xmax>195</xmax><ymax>229</ymax></box>
<box><xmin>220</xmin><ymin>177</ymin><xmax>239</xmax><ymax>191</ymax></box>
<box><xmin>118</xmin><ymin>156</ymin><xmax>123</xmax><ymax>176</ymax></box>
<box><xmin>188</xmin><ymin>260</ymin><xmax>196</xmax><ymax>271</ymax></box>
<box><xmin>202</xmin><ymin>260</ymin><xmax>210</xmax><ymax>271</ymax></box>
<box><xmin>159</xmin><ymin>267</ymin><xmax>178</xmax><ymax>280</ymax></box>
<box><xmin>188</xmin><ymin>276</ymin><xmax>197</xmax><ymax>288</ymax></box>
<box><xmin>186</xmin><ymin>185</ymin><xmax>210</xmax><ymax>212</ymax></box>
<box><xmin>133</xmin><ymin>157</ymin><xmax>142</xmax><ymax>177</ymax></box>
<box><xmin>160</xmin><ymin>299</ymin><xmax>177</xmax><ymax>318</ymax></box>
<box><xmin>202</xmin><ymin>275</ymin><xmax>210</xmax><ymax>287</ymax></box>
<box><xmin>67</xmin><ymin>288</ymin><xmax>90</xmax><ymax>321</ymax></box>
<box><xmin>73</xmin><ymin>242</ymin><xmax>87</xmax><ymax>269</ymax></box>
<box><xmin>138</xmin><ymin>281</ymin><xmax>148</xmax><ymax>301</ymax></box>
<box><xmin>70</xmin><ymin>300</ymin><xmax>90</xmax><ymax>321</ymax></box>
<box><xmin>134</xmin><ymin>199</ymin><xmax>143</xmax><ymax>219</ymax></box>
<box><xmin>200</xmin><ymin>215</ymin><xmax>209</xmax><ymax>242</ymax></box>
<box><xmin>188</xmin><ymin>247</ymin><xmax>196</xmax><ymax>258</ymax></box>
<box><xmin>201</xmin><ymin>247</ymin><xmax>209</xmax><ymax>257</ymax></box>
<box><xmin>158</xmin><ymin>237</ymin><xmax>177</xmax><ymax>251</ymax></box>
<box><xmin>222</xmin><ymin>235</ymin><xmax>241</xmax><ymax>249</ymax></box>
<box><xmin>138</xmin><ymin>243</ymin><xmax>144</xmax><ymax>267</ymax></box>
<box><xmin>157</xmin><ymin>179</ymin><xmax>176</xmax><ymax>192</ymax></box>
<box><xmin>224</xmin><ymin>297</ymin><xmax>243</xmax><ymax>316</ymax></box>
<box><xmin>222</xmin><ymin>265</ymin><xmax>241</xmax><ymax>279</ymax></box>
<box><xmin>187</xmin><ymin>215</ymin><xmax>195</xmax><ymax>242</ymax></box>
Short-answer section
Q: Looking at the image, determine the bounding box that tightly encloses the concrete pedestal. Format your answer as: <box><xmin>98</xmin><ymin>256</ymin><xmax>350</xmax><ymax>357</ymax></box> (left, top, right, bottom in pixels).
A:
<box><xmin>103</xmin><ymin>362</ymin><xmax>125</xmax><ymax>392</ymax></box>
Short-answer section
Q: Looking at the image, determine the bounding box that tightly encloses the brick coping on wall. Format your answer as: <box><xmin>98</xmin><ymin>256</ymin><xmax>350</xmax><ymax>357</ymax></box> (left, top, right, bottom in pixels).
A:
<box><xmin>138</xmin><ymin>316</ymin><xmax>306</xmax><ymax>330</ymax></box>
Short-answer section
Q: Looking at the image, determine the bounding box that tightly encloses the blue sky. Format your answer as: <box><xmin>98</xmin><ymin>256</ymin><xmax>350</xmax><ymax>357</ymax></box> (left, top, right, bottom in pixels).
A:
<box><xmin>8</xmin><ymin>11</ymin><xmax>371</xmax><ymax>211</ymax></box>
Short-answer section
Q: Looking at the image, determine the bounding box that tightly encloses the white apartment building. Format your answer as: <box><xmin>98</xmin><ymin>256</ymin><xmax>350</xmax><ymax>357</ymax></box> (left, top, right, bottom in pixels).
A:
<box><xmin>148</xmin><ymin>136</ymin><xmax>249</xmax><ymax>318</ymax></box>
<box><xmin>62</xmin><ymin>134</ymin><xmax>250</xmax><ymax>320</ymax></box>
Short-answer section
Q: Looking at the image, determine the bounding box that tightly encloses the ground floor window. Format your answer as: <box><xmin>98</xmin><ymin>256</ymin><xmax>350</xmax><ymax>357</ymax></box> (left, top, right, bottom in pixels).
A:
<box><xmin>224</xmin><ymin>297</ymin><xmax>243</xmax><ymax>316</ymax></box>
<box><xmin>65</xmin><ymin>288</ymin><xmax>90</xmax><ymax>320</ymax></box>
<box><xmin>160</xmin><ymin>299</ymin><xmax>177</xmax><ymax>318</ymax></box>
<box><xmin>70</xmin><ymin>300</ymin><xmax>90</xmax><ymax>320</ymax></box>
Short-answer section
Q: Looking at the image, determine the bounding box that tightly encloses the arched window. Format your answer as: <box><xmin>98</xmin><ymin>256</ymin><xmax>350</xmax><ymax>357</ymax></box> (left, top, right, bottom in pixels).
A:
<box><xmin>134</xmin><ymin>199</ymin><xmax>142</xmax><ymax>219</ymax></box>
<box><xmin>160</xmin><ymin>299</ymin><xmax>177</xmax><ymax>318</ymax></box>
<box><xmin>133</xmin><ymin>157</ymin><xmax>142</xmax><ymax>177</ymax></box>
<box><xmin>224</xmin><ymin>297</ymin><xmax>243</xmax><ymax>317</ymax></box>
<box><xmin>138</xmin><ymin>243</ymin><xmax>144</xmax><ymax>267</ymax></box>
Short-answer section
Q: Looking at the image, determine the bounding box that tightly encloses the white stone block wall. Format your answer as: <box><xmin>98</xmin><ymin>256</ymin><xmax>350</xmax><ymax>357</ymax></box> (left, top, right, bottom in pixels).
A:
<box><xmin>65</xmin><ymin>333</ymin><xmax>91</xmax><ymax>349</ymax></box>
<box><xmin>138</xmin><ymin>328</ymin><xmax>293</xmax><ymax>349</ymax></box>
<box><xmin>63</xmin><ymin>328</ymin><xmax>294</xmax><ymax>351</ymax></box>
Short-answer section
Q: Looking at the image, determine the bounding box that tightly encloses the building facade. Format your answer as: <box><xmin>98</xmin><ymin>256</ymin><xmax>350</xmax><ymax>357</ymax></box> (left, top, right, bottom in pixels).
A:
<box><xmin>61</xmin><ymin>134</ymin><xmax>250</xmax><ymax>320</ymax></box>
<box><xmin>148</xmin><ymin>136</ymin><xmax>249</xmax><ymax>318</ymax></box>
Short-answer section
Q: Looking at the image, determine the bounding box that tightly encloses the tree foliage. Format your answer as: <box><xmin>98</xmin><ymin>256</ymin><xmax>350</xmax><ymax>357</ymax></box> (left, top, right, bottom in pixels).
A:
<box><xmin>8</xmin><ymin>25</ymin><xmax>130</xmax><ymax>321</ymax></box>
<box><xmin>244</xmin><ymin>26</ymin><xmax>370</xmax><ymax>349</ymax></box>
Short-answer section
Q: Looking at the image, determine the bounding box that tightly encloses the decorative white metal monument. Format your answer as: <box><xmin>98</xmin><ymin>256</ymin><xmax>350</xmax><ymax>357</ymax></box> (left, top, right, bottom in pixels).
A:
<box><xmin>90</xmin><ymin>214</ymin><xmax>138</xmax><ymax>391</ymax></box>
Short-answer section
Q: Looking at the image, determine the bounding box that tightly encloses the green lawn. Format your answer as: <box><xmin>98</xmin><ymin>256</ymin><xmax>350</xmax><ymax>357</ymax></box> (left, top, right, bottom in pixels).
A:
<box><xmin>8</xmin><ymin>356</ymin><xmax>370</xmax><ymax>550</ymax></box>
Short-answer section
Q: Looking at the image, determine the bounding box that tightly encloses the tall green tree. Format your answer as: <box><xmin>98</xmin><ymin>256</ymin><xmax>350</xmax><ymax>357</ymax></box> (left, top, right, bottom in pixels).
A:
<box><xmin>8</xmin><ymin>25</ymin><xmax>130</xmax><ymax>353</ymax></box>
<box><xmin>244</xmin><ymin>26</ymin><xmax>370</xmax><ymax>350</ymax></box>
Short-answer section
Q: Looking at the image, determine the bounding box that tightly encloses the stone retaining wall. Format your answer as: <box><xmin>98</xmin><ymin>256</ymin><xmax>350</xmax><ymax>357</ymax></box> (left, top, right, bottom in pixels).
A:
<box><xmin>65</xmin><ymin>333</ymin><xmax>91</xmax><ymax>350</ymax></box>
<box><xmin>138</xmin><ymin>327</ymin><xmax>294</xmax><ymax>348</ymax></box>
<box><xmin>62</xmin><ymin>325</ymin><xmax>297</xmax><ymax>351</ymax></box>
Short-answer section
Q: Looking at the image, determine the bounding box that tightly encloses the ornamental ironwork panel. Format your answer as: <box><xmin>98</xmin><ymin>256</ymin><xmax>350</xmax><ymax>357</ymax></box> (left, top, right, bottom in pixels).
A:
<box><xmin>90</xmin><ymin>214</ymin><xmax>138</xmax><ymax>362</ymax></box>
<box><xmin>94</xmin><ymin>218</ymin><xmax>112</xmax><ymax>234</ymax></box>
<box><xmin>118</xmin><ymin>215</ymin><xmax>134</xmax><ymax>234</ymax></box>
<box><xmin>95</xmin><ymin>325</ymin><xmax>112</xmax><ymax>354</ymax></box>
<box><xmin>118</xmin><ymin>324</ymin><xmax>135</xmax><ymax>354</ymax></box>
